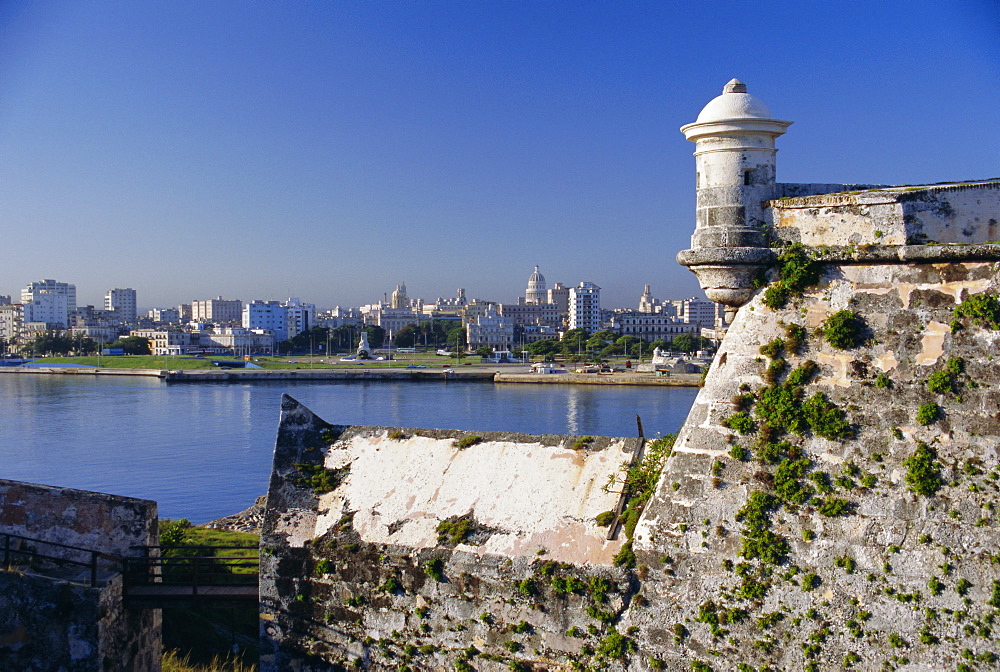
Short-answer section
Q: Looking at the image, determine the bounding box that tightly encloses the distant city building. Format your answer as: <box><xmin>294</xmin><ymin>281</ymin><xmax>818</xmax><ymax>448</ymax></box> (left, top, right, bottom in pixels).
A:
<box><xmin>147</xmin><ymin>308</ymin><xmax>180</xmax><ymax>324</ymax></box>
<box><xmin>191</xmin><ymin>297</ymin><xmax>242</xmax><ymax>325</ymax></box>
<box><xmin>0</xmin><ymin>303</ymin><xmax>24</xmax><ymax>349</ymax></box>
<box><xmin>609</xmin><ymin>312</ymin><xmax>701</xmax><ymax>343</ymax></box>
<box><xmin>69</xmin><ymin>325</ymin><xmax>118</xmax><ymax>344</ymax></box>
<box><xmin>525</xmin><ymin>266</ymin><xmax>547</xmax><ymax>304</ymax></box>
<box><xmin>421</xmin><ymin>289</ymin><xmax>468</xmax><ymax>319</ymax></box>
<box><xmin>670</xmin><ymin>297</ymin><xmax>726</xmax><ymax>329</ymax></box>
<box><xmin>104</xmin><ymin>288</ymin><xmax>137</xmax><ymax>323</ymax></box>
<box><xmin>200</xmin><ymin>327</ymin><xmax>273</xmax><ymax>354</ymax></box>
<box><xmin>243</xmin><ymin>298</ymin><xmax>315</xmax><ymax>343</ymax></box>
<box><xmin>463</xmin><ymin>300</ymin><xmax>499</xmax><ymax>323</ymax></box>
<box><xmin>284</xmin><ymin>298</ymin><xmax>315</xmax><ymax>339</ymax></box>
<box><xmin>546</xmin><ymin>282</ymin><xmax>570</xmax><ymax>324</ymax></box>
<box><xmin>638</xmin><ymin>284</ymin><xmax>661</xmax><ymax>313</ymax></box>
<box><xmin>21</xmin><ymin>279</ymin><xmax>75</xmax><ymax>327</ymax></box>
<box><xmin>498</xmin><ymin>302</ymin><xmax>561</xmax><ymax>328</ymax></box>
<box><xmin>178</xmin><ymin>303</ymin><xmax>193</xmax><ymax>323</ymax></box>
<box><xmin>22</xmin><ymin>279</ymin><xmax>76</xmax><ymax>313</ymax></box>
<box><xmin>518</xmin><ymin>324</ymin><xmax>560</xmax><ymax>344</ymax></box>
<box><xmin>466</xmin><ymin>308</ymin><xmax>514</xmax><ymax>351</ymax></box>
<box><xmin>568</xmin><ymin>282</ymin><xmax>601</xmax><ymax>332</ymax></box>
<box><xmin>244</xmin><ymin>301</ymin><xmax>289</xmax><ymax>342</ymax></box>
<box><xmin>316</xmin><ymin>307</ymin><xmax>362</xmax><ymax>329</ymax></box>
<box><xmin>22</xmin><ymin>291</ymin><xmax>69</xmax><ymax>329</ymax></box>
<box><xmin>390</xmin><ymin>283</ymin><xmax>409</xmax><ymax>310</ymax></box>
<box><xmin>0</xmin><ymin>296</ymin><xmax>10</xmax><ymax>306</ymax></box>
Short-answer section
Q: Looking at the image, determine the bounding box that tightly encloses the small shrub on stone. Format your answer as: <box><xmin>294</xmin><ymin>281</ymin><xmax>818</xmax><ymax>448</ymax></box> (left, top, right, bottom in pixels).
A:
<box><xmin>380</xmin><ymin>576</ymin><xmax>403</xmax><ymax>594</ymax></box>
<box><xmin>722</xmin><ymin>411</ymin><xmax>756</xmax><ymax>435</ymax></box>
<box><xmin>595</xmin><ymin>510</ymin><xmax>616</xmax><ymax>527</ymax></box>
<box><xmin>916</xmin><ymin>402</ymin><xmax>941</xmax><ymax>425</ymax></box>
<box><xmin>436</xmin><ymin>517</ymin><xmax>476</xmax><ymax>546</ymax></box>
<box><xmin>762</xmin><ymin>244</ymin><xmax>822</xmax><ymax>310</ymax></box>
<box><xmin>514</xmin><ymin>578</ymin><xmax>537</xmax><ymax>597</ymax></box>
<box><xmin>953</xmin><ymin>294</ymin><xmax>1000</xmax><ymax>330</ymax></box>
<box><xmin>802</xmin><ymin>392</ymin><xmax>852</xmax><ymax>440</ymax></box>
<box><xmin>596</xmin><ymin>631</ymin><xmax>636</xmax><ymax>659</ymax></box>
<box><xmin>816</xmin><ymin>497</ymin><xmax>852</xmax><ymax>516</ymax></box>
<box><xmin>729</xmin><ymin>445</ymin><xmax>750</xmax><ymax>461</ymax></box>
<box><xmin>784</xmin><ymin>323</ymin><xmax>808</xmax><ymax>354</ymax></box>
<box><xmin>822</xmin><ymin>310</ymin><xmax>867</xmax><ymax>350</ymax></box>
<box><xmin>424</xmin><ymin>558</ymin><xmax>445</xmax><ymax>582</ymax></box>
<box><xmin>801</xmin><ymin>572</ymin><xmax>820</xmax><ymax>591</ymax></box>
<box><xmin>903</xmin><ymin>443</ymin><xmax>943</xmax><ymax>496</ymax></box>
<box><xmin>759</xmin><ymin>338</ymin><xmax>785</xmax><ymax>360</ymax></box>
<box><xmin>454</xmin><ymin>435</ymin><xmax>482</xmax><ymax>449</ymax></box>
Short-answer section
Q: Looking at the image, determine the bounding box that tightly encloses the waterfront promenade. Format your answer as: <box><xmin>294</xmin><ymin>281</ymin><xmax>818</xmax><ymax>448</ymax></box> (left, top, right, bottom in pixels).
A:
<box><xmin>0</xmin><ymin>366</ymin><xmax>701</xmax><ymax>386</ymax></box>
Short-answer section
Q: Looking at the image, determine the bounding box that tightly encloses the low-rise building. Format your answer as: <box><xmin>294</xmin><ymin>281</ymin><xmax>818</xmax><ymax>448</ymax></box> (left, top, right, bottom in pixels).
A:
<box><xmin>466</xmin><ymin>309</ymin><xmax>514</xmax><ymax>351</ymax></box>
<box><xmin>200</xmin><ymin>328</ymin><xmax>273</xmax><ymax>354</ymax></box>
<box><xmin>191</xmin><ymin>297</ymin><xmax>242</xmax><ymax>325</ymax></box>
<box><xmin>147</xmin><ymin>308</ymin><xmax>180</xmax><ymax>324</ymax></box>
<box><xmin>130</xmin><ymin>329</ymin><xmax>194</xmax><ymax>355</ymax></box>
<box><xmin>499</xmin><ymin>302</ymin><xmax>561</xmax><ymax>328</ymax></box>
<box><xmin>609</xmin><ymin>312</ymin><xmax>702</xmax><ymax>343</ymax></box>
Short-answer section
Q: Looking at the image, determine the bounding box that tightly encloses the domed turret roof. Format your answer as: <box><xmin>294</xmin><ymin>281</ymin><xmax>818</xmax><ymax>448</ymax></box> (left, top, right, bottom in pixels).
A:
<box><xmin>681</xmin><ymin>79</ymin><xmax>792</xmax><ymax>142</ymax></box>
<box><xmin>528</xmin><ymin>265</ymin><xmax>545</xmax><ymax>284</ymax></box>
<box><xmin>695</xmin><ymin>79</ymin><xmax>773</xmax><ymax>123</ymax></box>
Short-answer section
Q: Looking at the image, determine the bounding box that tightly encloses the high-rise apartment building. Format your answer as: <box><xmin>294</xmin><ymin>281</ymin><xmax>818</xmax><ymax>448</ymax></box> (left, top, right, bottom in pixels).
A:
<box><xmin>22</xmin><ymin>292</ymin><xmax>69</xmax><ymax>328</ymax></box>
<box><xmin>104</xmin><ymin>288</ymin><xmax>137</xmax><ymax>323</ymax></box>
<box><xmin>21</xmin><ymin>279</ymin><xmax>75</xmax><ymax>326</ymax></box>
<box><xmin>243</xmin><ymin>298</ymin><xmax>316</xmax><ymax>343</ymax></box>
<box><xmin>568</xmin><ymin>282</ymin><xmax>601</xmax><ymax>332</ymax></box>
<box><xmin>191</xmin><ymin>297</ymin><xmax>242</xmax><ymax>325</ymax></box>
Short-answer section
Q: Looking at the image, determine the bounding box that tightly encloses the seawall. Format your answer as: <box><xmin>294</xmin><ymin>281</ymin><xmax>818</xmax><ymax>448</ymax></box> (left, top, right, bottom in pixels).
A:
<box><xmin>0</xmin><ymin>366</ymin><xmax>700</xmax><ymax>386</ymax></box>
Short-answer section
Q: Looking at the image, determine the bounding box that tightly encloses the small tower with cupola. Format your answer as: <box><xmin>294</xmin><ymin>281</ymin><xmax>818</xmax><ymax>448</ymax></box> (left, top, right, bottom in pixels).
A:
<box><xmin>677</xmin><ymin>79</ymin><xmax>792</xmax><ymax>318</ymax></box>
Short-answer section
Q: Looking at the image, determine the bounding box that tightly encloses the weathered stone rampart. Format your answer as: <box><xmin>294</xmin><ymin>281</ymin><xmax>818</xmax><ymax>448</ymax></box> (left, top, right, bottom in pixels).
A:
<box><xmin>261</xmin><ymin>208</ymin><xmax>1000</xmax><ymax>671</ymax></box>
<box><xmin>0</xmin><ymin>480</ymin><xmax>161</xmax><ymax>672</ymax></box>
<box><xmin>633</xmin><ymin>255</ymin><xmax>1000</xmax><ymax>670</ymax></box>
<box><xmin>260</xmin><ymin>395</ymin><xmax>647</xmax><ymax>671</ymax></box>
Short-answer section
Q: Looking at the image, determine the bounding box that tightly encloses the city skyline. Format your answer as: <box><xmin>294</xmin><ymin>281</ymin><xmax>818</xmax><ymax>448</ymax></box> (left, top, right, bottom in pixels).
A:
<box><xmin>1</xmin><ymin>1</ymin><xmax>997</xmax><ymax>308</ymax></box>
<box><xmin>1</xmin><ymin>269</ymin><xmax>703</xmax><ymax>315</ymax></box>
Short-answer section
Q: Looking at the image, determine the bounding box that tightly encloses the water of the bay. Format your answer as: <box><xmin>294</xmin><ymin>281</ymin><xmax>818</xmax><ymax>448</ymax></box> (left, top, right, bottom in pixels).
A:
<box><xmin>0</xmin><ymin>375</ymin><xmax>697</xmax><ymax>523</ymax></box>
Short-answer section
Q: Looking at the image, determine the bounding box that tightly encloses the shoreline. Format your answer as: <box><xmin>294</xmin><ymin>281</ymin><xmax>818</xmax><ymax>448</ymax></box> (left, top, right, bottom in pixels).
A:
<box><xmin>0</xmin><ymin>366</ymin><xmax>702</xmax><ymax>387</ymax></box>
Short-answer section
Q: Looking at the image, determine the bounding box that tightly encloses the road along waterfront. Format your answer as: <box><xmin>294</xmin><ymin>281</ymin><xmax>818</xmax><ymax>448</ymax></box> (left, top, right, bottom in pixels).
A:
<box><xmin>0</xmin><ymin>373</ymin><xmax>698</xmax><ymax>523</ymax></box>
<box><xmin>0</xmin><ymin>366</ymin><xmax>701</xmax><ymax>386</ymax></box>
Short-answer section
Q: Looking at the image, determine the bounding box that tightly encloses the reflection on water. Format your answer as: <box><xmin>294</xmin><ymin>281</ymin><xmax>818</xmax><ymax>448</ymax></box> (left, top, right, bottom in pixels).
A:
<box><xmin>0</xmin><ymin>376</ymin><xmax>697</xmax><ymax>523</ymax></box>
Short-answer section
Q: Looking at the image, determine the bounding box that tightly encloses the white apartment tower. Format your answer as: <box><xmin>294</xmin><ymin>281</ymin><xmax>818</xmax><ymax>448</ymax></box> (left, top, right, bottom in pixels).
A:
<box><xmin>22</xmin><ymin>292</ymin><xmax>69</xmax><ymax>328</ymax></box>
<box><xmin>568</xmin><ymin>282</ymin><xmax>601</xmax><ymax>332</ymax></box>
<box><xmin>21</xmin><ymin>279</ymin><xmax>76</xmax><ymax>325</ymax></box>
<box><xmin>284</xmin><ymin>298</ymin><xmax>315</xmax><ymax>339</ymax></box>
<box><xmin>243</xmin><ymin>298</ymin><xmax>316</xmax><ymax>343</ymax></box>
<box><xmin>191</xmin><ymin>297</ymin><xmax>243</xmax><ymax>325</ymax></box>
<box><xmin>104</xmin><ymin>288</ymin><xmax>137</xmax><ymax>323</ymax></box>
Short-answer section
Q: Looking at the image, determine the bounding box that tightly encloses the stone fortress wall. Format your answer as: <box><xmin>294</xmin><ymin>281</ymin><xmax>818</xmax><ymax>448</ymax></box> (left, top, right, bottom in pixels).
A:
<box><xmin>0</xmin><ymin>480</ymin><xmax>161</xmax><ymax>671</ymax></box>
<box><xmin>259</xmin><ymin>80</ymin><xmax>1000</xmax><ymax>671</ymax></box>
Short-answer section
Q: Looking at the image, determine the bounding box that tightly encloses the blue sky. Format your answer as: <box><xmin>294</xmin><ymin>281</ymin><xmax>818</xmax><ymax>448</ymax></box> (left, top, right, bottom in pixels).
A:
<box><xmin>1</xmin><ymin>1</ymin><xmax>997</xmax><ymax>310</ymax></box>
